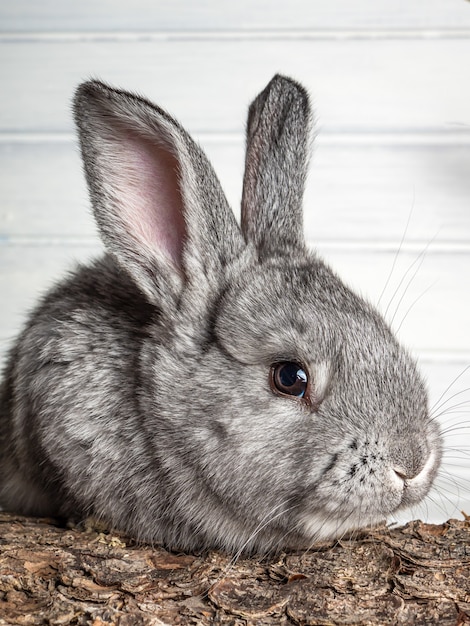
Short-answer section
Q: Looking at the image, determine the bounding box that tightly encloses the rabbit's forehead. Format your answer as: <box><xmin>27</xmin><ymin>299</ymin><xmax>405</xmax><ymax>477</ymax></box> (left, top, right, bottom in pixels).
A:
<box><xmin>217</xmin><ymin>261</ymin><xmax>388</xmax><ymax>364</ymax></box>
<box><xmin>227</xmin><ymin>261</ymin><xmax>340</xmax><ymax>310</ymax></box>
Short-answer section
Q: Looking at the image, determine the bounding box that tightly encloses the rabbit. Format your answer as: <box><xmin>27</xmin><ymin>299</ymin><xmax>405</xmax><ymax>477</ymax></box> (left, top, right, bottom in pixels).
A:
<box><xmin>0</xmin><ymin>75</ymin><xmax>442</xmax><ymax>554</ymax></box>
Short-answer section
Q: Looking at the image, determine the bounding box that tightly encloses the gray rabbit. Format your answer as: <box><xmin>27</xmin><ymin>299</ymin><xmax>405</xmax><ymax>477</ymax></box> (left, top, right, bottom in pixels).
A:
<box><xmin>0</xmin><ymin>75</ymin><xmax>442</xmax><ymax>553</ymax></box>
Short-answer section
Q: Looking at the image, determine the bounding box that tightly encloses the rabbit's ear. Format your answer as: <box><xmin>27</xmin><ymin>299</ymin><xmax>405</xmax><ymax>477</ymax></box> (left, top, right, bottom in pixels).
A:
<box><xmin>241</xmin><ymin>75</ymin><xmax>312</xmax><ymax>257</ymax></box>
<box><xmin>74</xmin><ymin>81</ymin><xmax>245</xmax><ymax>304</ymax></box>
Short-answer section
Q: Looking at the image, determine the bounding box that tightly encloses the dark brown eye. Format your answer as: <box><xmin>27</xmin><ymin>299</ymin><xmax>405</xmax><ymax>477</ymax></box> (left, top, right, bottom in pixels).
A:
<box><xmin>270</xmin><ymin>362</ymin><xmax>308</xmax><ymax>399</ymax></box>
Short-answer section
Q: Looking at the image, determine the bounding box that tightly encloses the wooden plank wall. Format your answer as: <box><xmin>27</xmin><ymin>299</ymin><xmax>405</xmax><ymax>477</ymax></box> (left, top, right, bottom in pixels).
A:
<box><xmin>1</xmin><ymin>0</ymin><xmax>469</xmax><ymax>523</ymax></box>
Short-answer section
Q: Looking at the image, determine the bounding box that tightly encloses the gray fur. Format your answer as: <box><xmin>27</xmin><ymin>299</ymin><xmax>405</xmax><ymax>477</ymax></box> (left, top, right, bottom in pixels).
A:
<box><xmin>0</xmin><ymin>75</ymin><xmax>442</xmax><ymax>553</ymax></box>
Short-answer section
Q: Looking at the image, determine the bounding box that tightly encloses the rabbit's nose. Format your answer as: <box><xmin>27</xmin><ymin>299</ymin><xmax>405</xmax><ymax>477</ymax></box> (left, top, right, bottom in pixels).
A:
<box><xmin>393</xmin><ymin>466</ymin><xmax>409</xmax><ymax>481</ymax></box>
<box><xmin>392</xmin><ymin>448</ymin><xmax>436</xmax><ymax>484</ymax></box>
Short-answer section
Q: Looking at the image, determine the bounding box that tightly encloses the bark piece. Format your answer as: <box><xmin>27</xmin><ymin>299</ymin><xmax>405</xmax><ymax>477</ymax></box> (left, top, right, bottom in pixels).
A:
<box><xmin>0</xmin><ymin>513</ymin><xmax>469</xmax><ymax>625</ymax></box>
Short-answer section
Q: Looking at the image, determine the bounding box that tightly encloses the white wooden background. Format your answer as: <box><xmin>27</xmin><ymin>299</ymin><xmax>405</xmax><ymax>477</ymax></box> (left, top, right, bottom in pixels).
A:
<box><xmin>1</xmin><ymin>0</ymin><xmax>469</xmax><ymax>525</ymax></box>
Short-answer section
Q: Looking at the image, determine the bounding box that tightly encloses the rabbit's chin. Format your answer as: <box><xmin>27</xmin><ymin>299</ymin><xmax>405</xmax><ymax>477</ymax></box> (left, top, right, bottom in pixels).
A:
<box><xmin>300</xmin><ymin>512</ymin><xmax>385</xmax><ymax>542</ymax></box>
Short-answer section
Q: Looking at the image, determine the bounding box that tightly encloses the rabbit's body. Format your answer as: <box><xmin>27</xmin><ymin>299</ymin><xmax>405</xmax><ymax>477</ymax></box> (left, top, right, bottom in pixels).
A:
<box><xmin>0</xmin><ymin>76</ymin><xmax>442</xmax><ymax>553</ymax></box>
<box><xmin>0</xmin><ymin>259</ymin><xmax>151</xmax><ymax>512</ymax></box>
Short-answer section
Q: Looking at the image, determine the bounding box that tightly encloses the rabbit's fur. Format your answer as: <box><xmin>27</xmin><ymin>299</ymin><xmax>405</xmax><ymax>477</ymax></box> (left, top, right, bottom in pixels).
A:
<box><xmin>0</xmin><ymin>75</ymin><xmax>441</xmax><ymax>553</ymax></box>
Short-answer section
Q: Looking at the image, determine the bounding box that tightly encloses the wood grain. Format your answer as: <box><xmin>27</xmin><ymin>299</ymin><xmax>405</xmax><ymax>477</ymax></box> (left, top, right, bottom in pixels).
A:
<box><xmin>2</xmin><ymin>138</ymin><xmax>470</xmax><ymax>242</ymax></box>
<box><xmin>0</xmin><ymin>40</ymin><xmax>469</xmax><ymax>133</ymax></box>
<box><xmin>2</xmin><ymin>0</ymin><xmax>470</xmax><ymax>32</ymax></box>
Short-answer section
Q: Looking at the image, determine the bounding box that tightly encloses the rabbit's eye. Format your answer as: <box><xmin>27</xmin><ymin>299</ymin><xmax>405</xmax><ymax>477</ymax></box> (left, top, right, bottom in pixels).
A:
<box><xmin>270</xmin><ymin>362</ymin><xmax>308</xmax><ymax>399</ymax></box>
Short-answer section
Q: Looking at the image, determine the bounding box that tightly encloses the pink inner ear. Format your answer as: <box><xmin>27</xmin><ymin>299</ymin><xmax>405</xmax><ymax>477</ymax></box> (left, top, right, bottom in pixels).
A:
<box><xmin>111</xmin><ymin>129</ymin><xmax>186</xmax><ymax>268</ymax></box>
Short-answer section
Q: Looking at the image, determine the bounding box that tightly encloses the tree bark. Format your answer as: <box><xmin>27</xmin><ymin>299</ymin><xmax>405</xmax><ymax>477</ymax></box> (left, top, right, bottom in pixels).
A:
<box><xmin>0</xmin><ymin>512</ymin><xmax>469</xmax><ymax>625</ymax></box>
